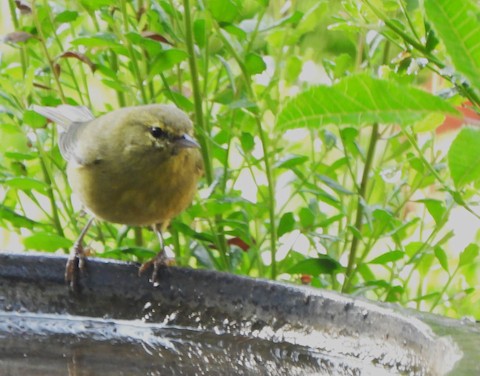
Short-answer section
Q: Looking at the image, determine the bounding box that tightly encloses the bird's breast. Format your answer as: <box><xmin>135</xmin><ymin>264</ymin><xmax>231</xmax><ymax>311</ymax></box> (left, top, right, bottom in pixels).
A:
<box><xmin>67</xmin><ymin>148</ymin><xmax>202</xmax><ymax>227</ymax></box>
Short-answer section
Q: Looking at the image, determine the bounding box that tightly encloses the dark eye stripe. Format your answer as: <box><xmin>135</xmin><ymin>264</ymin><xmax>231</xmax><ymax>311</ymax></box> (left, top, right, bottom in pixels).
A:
<box><xmin>150</xmin><ymin>127</ymin><xmax>169</xmax><ymax>139</ymax></box>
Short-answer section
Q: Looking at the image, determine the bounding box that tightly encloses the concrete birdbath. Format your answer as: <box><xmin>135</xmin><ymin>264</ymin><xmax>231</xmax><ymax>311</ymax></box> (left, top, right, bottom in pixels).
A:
<box><xmin>0</xmin><ymin>252</ymin><xmax>478</xmax><ymax>375</ymax></box>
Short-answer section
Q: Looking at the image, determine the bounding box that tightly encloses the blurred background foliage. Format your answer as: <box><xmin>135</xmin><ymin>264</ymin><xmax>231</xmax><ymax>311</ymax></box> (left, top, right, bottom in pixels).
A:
<box><xmin>1</xmin><ymin>0</ymin><xmax>480</xmax><ymax>319</ymax></box>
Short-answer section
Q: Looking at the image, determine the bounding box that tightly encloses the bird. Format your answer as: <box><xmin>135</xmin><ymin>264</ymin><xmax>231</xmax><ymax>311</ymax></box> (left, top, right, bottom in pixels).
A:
<box><xmin>32</xmin><ymin>104</ymin><xmax>204</xmax><ymax>291</ymax></box>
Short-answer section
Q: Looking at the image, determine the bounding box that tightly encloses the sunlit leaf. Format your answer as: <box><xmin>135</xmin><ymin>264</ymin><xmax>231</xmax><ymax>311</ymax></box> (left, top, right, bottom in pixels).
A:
<box><xmin>0</xmin><ymin>206</ymin><xmax>40</xmax><ymax>229</ymax></box>
<box><xmin>206</xmin><ymin>0</ymin><xmax>239</xmax><ymax>23</ymax></box>
<box><xmin>434</xmin><ymin>246</ymin><xmax>449</xmax><ymax>272</ymax></box>
<box><xmin>244</xmin><ymin>53</ymin><xmax>266</xmax><ymax>75</ymax></box>
<box><xmin>424</xmin><ymin>0</ymin><xmax>480</xmax><ymax>92</ymax></box>
<box><xmin>368</xmin><ymin>250</ymin><xmax>404</xmax><ymax>265</ymax></box>
<box><xmin>448</xmin><ymin>127</ymin><xmax>480</xmax><ymax>187</ymax></box>
<box><xmin>23</xmin><ymin>232</ymin><xmax>73</xmax><ymax>252</ymax></box>
<box><xmin>416</xmin><ymin>199</ymin><xmax>446</xmax><ymax>225</ymax></box>
<box><xmin>3</xmin><ymin>177</ymin><xmax>48</xmax><ymax>193</ymax></box>
<box><xmin>459</xmin><ymin>243</ymin><xmax>479</xmax><ymax>267</ymax></box>
<box><xmin>54</xmin><ymin>10</ymin><xmax>79</xmax><ymax>23</ymax></box>
<box><xmin>277</xmin><ymin>74</ymin><xmax>459</xmax><ymax>130</ymax></box>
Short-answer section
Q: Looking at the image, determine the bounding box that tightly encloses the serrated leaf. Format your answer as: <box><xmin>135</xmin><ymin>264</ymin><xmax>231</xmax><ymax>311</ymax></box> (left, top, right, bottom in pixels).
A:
<box><xmin>286</xmin><ymin>255</ymin><xmax>342</xmax><ymax>275</ymax></box>
<box><xmin>278</xmin><ymin>212</ymin><xmax>295</xmax><ymax>237</ymax></box>
<box><xmin>23</xmin><ymin>232</ymin><xmax>73</xmax><ymax>252</ymax></box>
<box><xmin>277</xmin><ymin>74</ymin><xmax>459</xmax><ymax>130</ymax></box>
<box><xmin>448</xmin><ymin>127</ymin><xmax>480</xmax><ymax>187</ymax></box>
<box><xmin>424</xmin><ymin>0</ymin><xmax>480</xmax><ymax>92</ymax></box>
<box><xmin>368</xmin><ymin>250</ymin><xmax>404</xmax><ymax>265</ymax></box>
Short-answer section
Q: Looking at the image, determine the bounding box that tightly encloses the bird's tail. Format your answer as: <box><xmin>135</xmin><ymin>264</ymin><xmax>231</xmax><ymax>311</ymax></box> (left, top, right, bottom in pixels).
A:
<box><xmin>32</xmin><ymin>105</ymin><xmax>95</xmax><ymax>130</ymax></box>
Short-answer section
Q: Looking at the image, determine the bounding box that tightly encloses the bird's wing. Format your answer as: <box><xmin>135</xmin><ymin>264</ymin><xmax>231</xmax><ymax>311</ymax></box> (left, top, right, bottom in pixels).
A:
<box><xmin>32</xmin><ymin>105</ymin><xmax>96</xmax><ymax>162</ymax></box>
<box><xmin>32</xmin><ymin>105</ymin><xmax>95</xmax><ymax>130</ymax></box>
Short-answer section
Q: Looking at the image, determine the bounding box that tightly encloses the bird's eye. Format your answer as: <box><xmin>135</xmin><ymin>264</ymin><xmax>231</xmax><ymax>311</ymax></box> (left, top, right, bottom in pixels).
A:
<box><xmin>150</xmin><ymin>127</ymin><xmax>169</xmax><ymax>139</ymax></box>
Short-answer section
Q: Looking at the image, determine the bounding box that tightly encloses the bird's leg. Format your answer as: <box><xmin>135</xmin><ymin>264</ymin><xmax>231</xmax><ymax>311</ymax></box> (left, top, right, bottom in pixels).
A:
<box><xmin>65</xmin><ymin>217</ymin><xmax>94</xmax><ymax>292</ymax></box>
<box><xmin>139</xmin><ymin>224</ymin><xmax>175</xmax><ymax>282</ymax></box>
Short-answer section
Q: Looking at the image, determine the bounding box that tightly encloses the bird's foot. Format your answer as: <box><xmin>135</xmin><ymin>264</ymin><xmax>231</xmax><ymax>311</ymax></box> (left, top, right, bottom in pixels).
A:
<box><xmin>138</xmin><ymin>250</ymin><xmax>175</xmax><ymax>284</ymax></box>
<box><xmin>65</xmin><ymin>241</ymin><xmax>87</xmax><ymax>293</ymax></box>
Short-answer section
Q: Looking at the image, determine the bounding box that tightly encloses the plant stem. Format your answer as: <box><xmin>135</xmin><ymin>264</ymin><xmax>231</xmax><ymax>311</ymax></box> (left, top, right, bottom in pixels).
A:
<box><xmin>183</xmin><ymin>0</ymin><xmax>229</xmax><ymax>269</ymax></box>
<box><xmin>31</xmin><ymin>0</ymin><xmax>66</xmax><ymax>103</ymax></box>
<box><xmin>35</xmin><ymin>135</ymin><xmax>65</xmax><ymax>239</ymax></box>
<box><xmin>342</xmin><ymin>123</ymin><xmax>379</xmax><ymax>293</ymax></box>
<box><xmin>119</xmin><ymin>0</ymin><xmax>148</xmax><ymax>103</ymax></box>
<box><xmin>183</xmin><ymin>0</ymin><xmax>213</xmax><ymax>183</ymax></box>
<box><xmin>8</xmin><ymin>0</ymin><xmax>28</xmax><ymax>77</ymax></box>
<box><xmin>213</xmin><ymin>23</ymin><xmax>278</xmax><ymax>279</ymax></box>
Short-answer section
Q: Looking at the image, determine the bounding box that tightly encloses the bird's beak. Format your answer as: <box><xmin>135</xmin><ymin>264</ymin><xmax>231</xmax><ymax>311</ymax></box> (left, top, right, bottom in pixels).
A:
<box><xmin>174</xmin><ymin>134</ymin><xmax>200</xmax><ymax>149</ymax></box>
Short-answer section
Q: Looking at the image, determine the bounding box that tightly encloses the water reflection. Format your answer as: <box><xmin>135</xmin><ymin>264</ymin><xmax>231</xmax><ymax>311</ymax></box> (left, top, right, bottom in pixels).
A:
<box><xmin>0</xmin><ymin>310</ymin><xmax>420</xmax><ymax>375</ymax></box>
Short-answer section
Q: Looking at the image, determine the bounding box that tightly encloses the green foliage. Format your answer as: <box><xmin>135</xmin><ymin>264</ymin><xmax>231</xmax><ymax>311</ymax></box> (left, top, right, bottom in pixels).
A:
<box><xmin>1</xmin><ymin>0</ymin><xmax>480</xmax><ymax>319</ymax></box>
<box><xmin>424</xmin><ymin>0</ymin><xmax>480</xmax><ymax>93</ymax></box>
<box><xmin>278</xmin><ymin>74</ymin><xmax>458</xmax><ymax>129</ymax></box>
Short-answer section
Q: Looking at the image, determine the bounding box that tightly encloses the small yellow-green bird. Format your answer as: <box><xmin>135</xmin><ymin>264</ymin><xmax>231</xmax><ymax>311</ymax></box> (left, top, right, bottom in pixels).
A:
<box><xmin>33</xmin><ymin>104</ymin><xmax>203</xmax><ymax>290</ymax></box>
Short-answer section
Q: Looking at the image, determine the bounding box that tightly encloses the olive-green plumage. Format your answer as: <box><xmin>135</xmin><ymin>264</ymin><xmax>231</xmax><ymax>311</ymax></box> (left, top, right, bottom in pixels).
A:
<box><xmin>35</xmin><ymin>104</ymin><xmax>203</xmax><ymax>229</ymax></box>
<box><xmin>33</xmin><ymin>103</ymin><xmax>203</xmax><ymax>288</ymax></box>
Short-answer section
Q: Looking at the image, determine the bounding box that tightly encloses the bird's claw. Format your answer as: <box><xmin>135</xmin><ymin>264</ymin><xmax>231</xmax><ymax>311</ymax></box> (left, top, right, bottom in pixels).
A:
<box><xmin>65</xmin><ymin>242</ymin><xmax>86</xmax><ymax>293</ymax></box>
<box><xmin>139</xmin><ymin>251</ymin><xmax>175</xmax><ymax>284</ymax></box>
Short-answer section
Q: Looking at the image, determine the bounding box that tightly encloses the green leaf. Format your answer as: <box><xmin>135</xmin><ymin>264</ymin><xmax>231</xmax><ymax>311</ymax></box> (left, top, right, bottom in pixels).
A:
<box><xmin>149</xmin><ymin>49</ymin><xmax>189</xmax><ymax>75</ymax></box>
<box><xmin>240</xmin><ymin>132</ymin><xmax>255</xmax><ymax>152</ymax></box>
<box><xmin>164</xmin><ymin>91</ymin><xmax>194</xmax><ymax>112</ymax></box>
<box><xmin>278</xmin><ymin>212</ymin><xmax>295</xmax><ymax>237</ymax></box>
<box><xmin>459</xmin><ymin>243</ymin><xmax>479</xmax><ymax>267</ymax></box>
<box><xmin>368</xmin><ymin>250</ymin><xmax>404</xmax><ymax>265</ymax></box>
<box><xmin>206</xmin><ymin>0</ymin><xmax>239</xmax><ymax>23</ymax></box>
<box><xmin>424</xmin><ymin>0</ymin><xmax>480</xmax><ymax>92</ymax></box>
<box><xmin>3</xmin><ymin>177</ymin><xmax>48</xmax><ymax>193</ymax></box>
<box><xmin>244</xmin><ymin>53</ymin><xmax>266</xmax><ymax>75</ymax></box>
<box><xmin>23</xmin><ymin>110</ymin><xmax>48</xmax><ymax>128</ymax></box>
<box><xmin>71</xmin><ymin>33</ymin><xmax>121</xmax><ymax>49</ymax></box>
<box><xmin>434</xmin><ymin>246</ymin><xmax>449</xmax><ymax>272</ymax></box>
<box><xmin>80</xmin><ymin>0</ymin><xmax>111</xmax><ymax>10</ymax></box>
<box><xmin>0</xmin><ymin>124</ymin><xmax>30</xmax><ymax>155</ymax></box>
<box><xmin>286</xmin><ymin>255</ymin><xmax>343</xmax><ymax>275</ymax></box>
<box><xmin>448</xmin><ymin>127</ymin><xmax>480</xmax><ymax>187</ymax></box>
<box><xmin>318</xmin><ymin>174</ymin><xmax>354</xmax><ymax>195</ymax></box>
<box><xmin>416</xmin><ymin>199</ymin><xmax>446</xmax><ymax>225</ymax></box>
<box><xmin>385</xmin><ymin>285</ymin><xmax>404</xmax><ymax>302</ymax></box>
<box><xmin>54</xmin><ymin>10</ymin><xmax>79</xmax><ymax>23</ymax></box>
<box><xmin>23</xmin><ymin>232</ymin><xmax>73</xmax><ymax>252</ymax></box>
<box><xmin>0</xmin><ymin>206</ymin><xmax>40</xmax><ymax>229</ymax></box>
<box><xmin>277</xmin><ymin>74</ymin><xmax>459</xmax><ymax>130</ymax></box>
<box><xmin>274</xmin><ymin>154</ymin><xmax>309</xmax><ymax>169</ymax></box>
<box><xmin>299</xmin><ymin>207</ymin><xmax>315</xmax><ymax>229</ymax></box>
<box><xmin>193</xmin><ymin>19</ymin><xmax>206</xmax><ymax>48</ymax></box>
<box><xmin>412</xmin><ymin>113</ymin><xmax>445</xmax><ymax>133</ymax></box>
